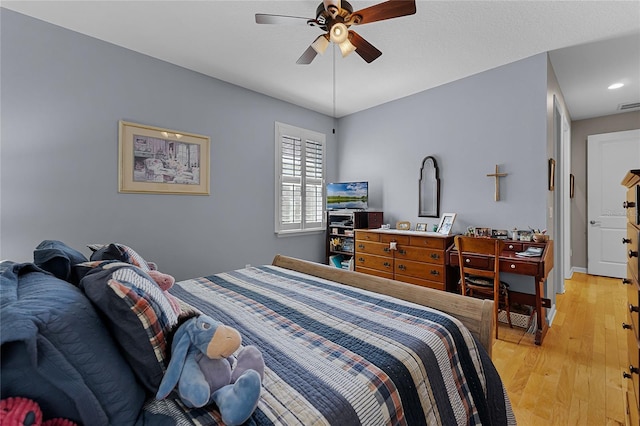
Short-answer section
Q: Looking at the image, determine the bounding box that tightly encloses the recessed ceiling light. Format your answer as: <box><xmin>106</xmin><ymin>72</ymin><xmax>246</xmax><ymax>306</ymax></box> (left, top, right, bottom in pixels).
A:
<box><xmin>608</xmin><ymin>83</ymin><xmax>624</xmax><ymax>90</ymax></box>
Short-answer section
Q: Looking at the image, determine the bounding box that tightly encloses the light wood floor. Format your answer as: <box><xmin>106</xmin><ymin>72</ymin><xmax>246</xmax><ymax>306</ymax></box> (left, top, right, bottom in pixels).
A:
<box><xmin>492</xmin><ymin>272</ymin><xmax>628</xmax><ymax>425</ymax></box>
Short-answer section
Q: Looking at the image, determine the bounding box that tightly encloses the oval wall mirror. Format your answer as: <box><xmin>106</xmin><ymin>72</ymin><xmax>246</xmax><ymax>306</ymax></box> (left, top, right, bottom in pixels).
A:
<box><xmin>419</xmin><ymin>156</ymin><xmax>440</xmax><ymax>218</ymax></box>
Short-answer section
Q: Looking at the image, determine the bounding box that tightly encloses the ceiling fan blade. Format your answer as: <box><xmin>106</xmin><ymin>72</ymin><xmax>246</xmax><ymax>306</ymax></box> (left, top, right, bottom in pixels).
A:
<box><xmin>296</xmin><ymin>45</ymin><xmax>319</xmax><ymax>65</ymax></box>
<box><xmin>349</xmin><ymin>31</ymin><xmax>382</xmax><ymax>63</ymax></box>
<box><xmin>351</xmin><ymin>0</ymin><xmax>416</xmax><ymax>25</ymax></box>
<box><xmin>255</xmin><ymin>13</ymin><xmax>313</xmax><ymax>25</ymax></box>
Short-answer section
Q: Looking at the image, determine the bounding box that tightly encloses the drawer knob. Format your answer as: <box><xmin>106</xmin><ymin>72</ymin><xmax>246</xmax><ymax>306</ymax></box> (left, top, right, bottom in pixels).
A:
<box><xmin>508</xmin><ymin>245</ymin><xmax>514</xmax><ymax>249</ymax></box>
<box><xmin>383</xmin><ymin>247</ymin><xmax>390</xmax><ymax>253</ymax></box>
<box><xmin>398</xmin><ymin>249</ymin><xmax>406</xmax><ymax>255</ymax></box>
<box><xmin>631</xmin><ymin>365</ymin><xmax>640</xmax><ymax>375</ymax></box>
<box><xmin>510</xmin><ymin>264</ymin><xmax>516</xmax><ymax>269</ymax></box>
<box><xmin>383</xmin><ymin>262</ymin><xmax>391</xmax><ymax>268</ymax></box>
<box><xmin>623</xmin><ymin>237</ymin><xmax>632</xmax><ymax>244</ymax></box>
<box><xmin>358</xmin><ymin>244</ymin><xmax>365</xmax><ymax>249</ymax></box>
<box><xmin>430</xmin><ymin>253</ymin><xmax>440</xmax><ymax>260</ymax></box>
<box><xmin>630</xmin><ymin>304</ymin><xmax>639</xmax><ymax>313</ymax></box>
<box><xmin>623</xmin><ymin>201</ymin><xmax>636</xmax><ymax>208</ymax></box>
<box><xmin>465</xmin><ymin>258</ymin><xmax>471</xmax><ymax>263</ymax></box>
<box><xmin>430</xmin><ymin>270</ymin><xmax>440</xmax><ymax>276</ymax></box>
<box><xmin>629</xmin><ymin>250</ymin><xmax>639</xmax><ymax>258</ymax></box>
<box><xmin>358</xmin><ymin>257</ymin><xmax>365</xmax><ymax>263</ymax></box>
<box><xmin>624</xmin><ymin>371</ymin><xmax>632</xmax><ymax>379</ymax></box>
<box><xmin>623</xmin><ymin>323</ymin><xmax>633</xmax><ymax>330</ymax></box>
<box><xmin>623</xmin><ymin>278</ymin><xmax>632</xmax><ymax>285</ymax></box>
<box><xmin>398</xmin><ymin>264</ymin><xmax>406</xmax><ymax>270</ymax></box>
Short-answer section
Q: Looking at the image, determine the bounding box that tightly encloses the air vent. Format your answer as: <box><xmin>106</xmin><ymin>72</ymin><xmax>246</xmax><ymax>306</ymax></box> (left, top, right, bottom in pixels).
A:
<box><xmin>618</xmin><ymin>102</ymin><xmax>640</xmax><ymax>111</ymax></box>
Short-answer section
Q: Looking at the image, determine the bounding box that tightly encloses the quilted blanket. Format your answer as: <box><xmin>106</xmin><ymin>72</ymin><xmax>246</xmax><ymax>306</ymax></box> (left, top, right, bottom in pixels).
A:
<box><xmin>145</xmin><ymin>265</ymin><xmax>515</xmax><ymax>425</ymax></box>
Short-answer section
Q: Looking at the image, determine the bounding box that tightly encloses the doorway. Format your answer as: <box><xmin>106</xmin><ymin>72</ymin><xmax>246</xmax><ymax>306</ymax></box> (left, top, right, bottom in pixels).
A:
<box><xmin>587</xmin><ymin>129</ymin><xmax>640</xmax><ymax>277</ymax></box>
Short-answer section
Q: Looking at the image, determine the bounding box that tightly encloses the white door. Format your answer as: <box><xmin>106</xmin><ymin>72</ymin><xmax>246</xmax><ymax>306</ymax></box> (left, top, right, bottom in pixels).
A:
<box><xmin>587</xmin><ymin>129</ymin><xmax>640</xmax><ymax>278</ymax></box>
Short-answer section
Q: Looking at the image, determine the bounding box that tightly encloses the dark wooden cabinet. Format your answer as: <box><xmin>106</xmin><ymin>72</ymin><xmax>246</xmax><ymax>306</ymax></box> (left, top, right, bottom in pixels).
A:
<box><xmin>622</xmin><ymin>169</ymin><xmax>640</xmax><ymax>426</ymax></box>
<box><xmin>326</xmin><ymin>211</ymin><xmax>383</xmax><ymax>269</ymax></box>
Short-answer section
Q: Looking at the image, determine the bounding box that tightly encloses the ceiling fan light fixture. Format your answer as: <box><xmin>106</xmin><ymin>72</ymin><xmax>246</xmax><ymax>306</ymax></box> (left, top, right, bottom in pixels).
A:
<box><xmin>338</xmin><ymin>39</ymin><xmax>356</xmax><ymax>57</ymax></box>
<box><xmin>330</xmin><ymin>23</ymin><xmax>349</xmax><ymax>44</ymax></box>
<box><xmin>311</xmin><ymin>35</ymin><xmax>330</xmax><ymax>54</ymax></box>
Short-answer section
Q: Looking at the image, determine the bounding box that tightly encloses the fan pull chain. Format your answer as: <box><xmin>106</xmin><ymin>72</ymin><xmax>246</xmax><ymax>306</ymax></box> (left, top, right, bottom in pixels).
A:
<box><xmin>332</xmin><ymin>45</ymin><xmax>336</xmax><ymax>134</ymax></box>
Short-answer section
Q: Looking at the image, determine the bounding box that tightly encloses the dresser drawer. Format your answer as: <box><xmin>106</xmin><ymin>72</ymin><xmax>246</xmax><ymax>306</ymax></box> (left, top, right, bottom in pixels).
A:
<box><xmin>380</xmin><ymin>234</ymin><xmax>410</xmax><ymax>245</ymax></box>
<box><xmin>626</xmin><ymin>320</ymin><xmax>640</xmax><ymax>411</ymax></box>
<box><xmin>628</xmin><ymin>222</ymin><xmax>640</xmax><ymax>282</ymax></box>
<box><xmin>354</xmin><ymin>253</ymin><xmax>393</xmax><ymax>273</ymax></box>
<box><xmin>356</xmin><ymin>230</ymin><xmax>381</xmax><ymax>242</ymax></box>
<box><xmin>355</xmin><ymin>266</ymin><xmax>393</xmax><ymax>280</ymax></box>
<box><xmin>626</xmin><ymin>184</ymin><xmax>639</xmax><ymax>226</ymax></box>
<box><xmin>409</xmin><ymin>235</ymin><xmax>448</xmax><ymax>249</ymax></box>
<box><xmin>628</xmin><ymin>273</ymin><xmax>640</xmax><ymax>333</ymax></box>
<box><xmin>396</xmin><ymin>245</ymin><xmax>444</xmax><ymax>265</ymax></box>
<box><xmin>356</xmin><ymin>240</ymin><xmax>392</xmax><ymax>257</ymax></box>
<box><xmin>395</xmin><ymin>259</ymin><xmax>445</xmax><ymax>283</ymax></box>
<box><xmin>396</xmin><ymin>274</ymin><xmax>446</xmax><ymax>291</ymax></box>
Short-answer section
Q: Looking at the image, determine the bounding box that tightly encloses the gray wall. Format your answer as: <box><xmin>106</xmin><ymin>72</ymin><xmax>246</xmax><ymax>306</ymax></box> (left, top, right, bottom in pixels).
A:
<box><xmin>570</xmin><ymin>111</ymin><xmax>640</xmax><ymax>270</ymax></box>
<box><xmin>0</xmin><ymin>9</ymin><xmax>338</xmax><ymax>280</ymax></box>
<box><xmin>337</xmin><ymin>54</ymin><xmax>549</xmax><ymax>236</ymax></box>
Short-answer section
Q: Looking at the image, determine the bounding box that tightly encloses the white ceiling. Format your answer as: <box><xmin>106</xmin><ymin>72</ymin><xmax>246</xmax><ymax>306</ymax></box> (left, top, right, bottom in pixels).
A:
<box><xmin>3</xmin><ymin>0</ymin><xmax>639</xmax><ymax>120</ymax></box>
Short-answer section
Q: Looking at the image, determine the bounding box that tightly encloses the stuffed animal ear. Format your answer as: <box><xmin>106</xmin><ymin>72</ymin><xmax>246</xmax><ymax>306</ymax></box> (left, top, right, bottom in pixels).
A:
<box><xmin>156</xmin><ymin>320</ymin><xmax>193</xmax><ymax>399</ymax></box>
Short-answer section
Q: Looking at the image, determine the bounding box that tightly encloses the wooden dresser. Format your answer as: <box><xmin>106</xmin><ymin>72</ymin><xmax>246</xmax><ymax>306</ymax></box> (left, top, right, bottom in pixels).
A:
<box><xmin>622</xmin><ymin>169</ymin><xmax>640</xmax><ymax>426</ymax></box>
<box><xmin>354</xmin><ymin>229</ymin><xmax>454</xmax><ymax>291</ymax></box>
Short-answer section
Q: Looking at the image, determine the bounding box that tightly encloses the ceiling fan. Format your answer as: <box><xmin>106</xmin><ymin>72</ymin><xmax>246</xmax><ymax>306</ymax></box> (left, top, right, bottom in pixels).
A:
<box><xmin>255</xmin><ymin>0</ymin><xmax>416</xmax><ymax>64</ymax></box>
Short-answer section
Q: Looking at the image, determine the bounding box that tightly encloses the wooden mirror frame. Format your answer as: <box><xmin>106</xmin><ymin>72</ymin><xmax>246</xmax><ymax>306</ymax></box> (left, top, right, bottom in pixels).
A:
<box><xmin>419</xmin><ymin>156</ymin><xmax>440</xmax><ymax>218</ymax></box>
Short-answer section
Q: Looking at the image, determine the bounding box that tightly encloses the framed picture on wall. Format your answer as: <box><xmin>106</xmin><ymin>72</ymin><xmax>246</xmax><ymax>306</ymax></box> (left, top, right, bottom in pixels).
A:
<box><xmin>436</xmin><ymin>213</ymin><xmax>456</xmax><ymax>235</ymax></box>
<box><xmin>118</xmin><ymin>121</ymin><xmax>210</xmax><ymax>195</ymax></box>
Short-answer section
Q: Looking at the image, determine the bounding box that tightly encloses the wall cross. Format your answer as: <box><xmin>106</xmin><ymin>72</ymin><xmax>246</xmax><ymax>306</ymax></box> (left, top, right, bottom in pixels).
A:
<box><xmin>486</xmin><ymin>164</ymin><xmax>508</xmax><ymax>201</ymax></box>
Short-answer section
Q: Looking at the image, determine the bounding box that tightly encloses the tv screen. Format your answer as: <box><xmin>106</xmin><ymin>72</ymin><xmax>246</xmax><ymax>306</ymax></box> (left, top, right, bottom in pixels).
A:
<box><xmin>326</xmin><ymin>181</ymin><xmax>368</xmax><ymax>210</ymax></box>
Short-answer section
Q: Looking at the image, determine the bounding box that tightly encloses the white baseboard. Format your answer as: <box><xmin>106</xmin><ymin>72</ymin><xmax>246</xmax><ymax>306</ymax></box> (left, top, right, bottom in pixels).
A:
<box><xmin>547</xmin><ymin>304</ymin><xmax>557</xmax><ymax>327</ymax></box>
<box><xmin>571</xmin><ymin>266</ymin><xmax>587</xmax><ymax>275</ymax></box>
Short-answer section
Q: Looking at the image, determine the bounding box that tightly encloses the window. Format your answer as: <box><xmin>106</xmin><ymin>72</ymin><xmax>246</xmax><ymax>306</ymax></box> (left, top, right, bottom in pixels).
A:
<box><xmin>275</xmin><ymin>122</ymin><xmax>326</xmax><ymax>235</ymax></box>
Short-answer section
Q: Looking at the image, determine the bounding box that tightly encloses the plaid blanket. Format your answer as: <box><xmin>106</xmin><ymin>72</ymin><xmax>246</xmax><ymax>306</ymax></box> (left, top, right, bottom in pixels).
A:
<box><xmin>145</xmin><ymin>265</ymin><xmax>515</xmax><ymax>425</ymax></box>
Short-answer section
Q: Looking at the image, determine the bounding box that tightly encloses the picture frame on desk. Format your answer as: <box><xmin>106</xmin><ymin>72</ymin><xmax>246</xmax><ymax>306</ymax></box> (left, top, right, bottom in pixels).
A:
<box><xmin>436</xmin><ymin>213</ymin><xmax>456</xmax><ymax>235</ymax></box>
<box><xmin>416</xmin><ymin>223</ymin><xmax>427</xmax><ymax>232</ymax></box>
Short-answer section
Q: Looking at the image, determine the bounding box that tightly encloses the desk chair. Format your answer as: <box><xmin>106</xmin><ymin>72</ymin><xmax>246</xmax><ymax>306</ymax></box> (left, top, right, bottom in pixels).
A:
<box><xmin>454</xmin><ymin>236</ymin><xmax>512</xmax><ymax>339</ymax></box>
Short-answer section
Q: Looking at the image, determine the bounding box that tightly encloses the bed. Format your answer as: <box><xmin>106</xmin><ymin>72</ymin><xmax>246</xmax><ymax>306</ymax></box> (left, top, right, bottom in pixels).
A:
<box><xmin>1</xmin><ymin>242</ymin><xmax>515</xmax><ymax>426</ymax></box>
<box><xmin>145</xmin><ymin>255</ymin><xmax>513</xmax><ymax>425</ymax></box>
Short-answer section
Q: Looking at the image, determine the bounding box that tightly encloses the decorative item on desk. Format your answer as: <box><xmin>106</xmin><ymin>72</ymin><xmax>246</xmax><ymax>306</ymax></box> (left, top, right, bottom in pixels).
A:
<box><xmin>518</xmin><ymin>230</ymin><xmax>533</xmax><ymax>241</ymax></box>
<box><xmin>531</xmin><ymin>228</ymin><xmax>548</xmax><ymax>242</ymax></box>
<box><xmin>416</xmin><ymin>223</ymin><xmax>427</xmax><ymax>232</ymax></box>
<box><xmin>436</xmin><ymin>213</ymin><xmax>456</xmax><ymax>235</ymax></box>
<box><xmin>396</xmin><ymin>221</ymin><xmax>411</xmax><ymax>231</ymax></box>
<box><xmin>474</xmin><ymin>227</ymin><xmax>491</xmax><ymax>237</ymax></box>
<box><xmin>491</xmin><ymin>229</ymin><xmax>508</xmax><ymax>239</ymax></box>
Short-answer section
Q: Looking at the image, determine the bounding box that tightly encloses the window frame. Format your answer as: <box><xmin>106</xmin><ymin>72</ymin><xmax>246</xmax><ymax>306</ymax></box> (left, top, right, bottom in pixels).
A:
<box><xmin>274</xmin><ymin>122</ymin><xmax>326</xmax><ymax>236</ymax></box>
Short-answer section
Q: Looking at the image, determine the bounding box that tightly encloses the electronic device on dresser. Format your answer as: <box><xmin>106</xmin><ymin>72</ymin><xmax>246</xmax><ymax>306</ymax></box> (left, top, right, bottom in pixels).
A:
<box><xmin>622</xmin><ymin>169</ymin><xmax>640</xmax><ymax>426</ymax></box>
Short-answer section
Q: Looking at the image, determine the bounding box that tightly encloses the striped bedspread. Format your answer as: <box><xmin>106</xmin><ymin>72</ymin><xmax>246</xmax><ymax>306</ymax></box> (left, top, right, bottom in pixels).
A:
<box><xmin>145</xmin><ymin>265</ymin><xmax>515</xmax><ymax>425</ymax></box>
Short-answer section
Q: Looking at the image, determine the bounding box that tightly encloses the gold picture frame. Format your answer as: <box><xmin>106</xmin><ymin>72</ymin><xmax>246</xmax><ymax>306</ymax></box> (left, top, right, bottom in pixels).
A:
<box><xmin>118</xmin><ymin>121</ymin><xmax>210</xmax><ymax>195</ymax></box>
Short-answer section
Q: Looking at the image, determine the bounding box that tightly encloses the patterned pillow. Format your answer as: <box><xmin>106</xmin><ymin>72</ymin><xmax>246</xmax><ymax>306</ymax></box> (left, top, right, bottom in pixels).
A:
<box><xmin>78</xmin><ymin>261</ymin><xmax>178</xmax><ymax>392</ymax></box>
<box><xmin>87</xmin><ymin>243</ymin><xmax>154</xmax><ymax>271</ymax></box>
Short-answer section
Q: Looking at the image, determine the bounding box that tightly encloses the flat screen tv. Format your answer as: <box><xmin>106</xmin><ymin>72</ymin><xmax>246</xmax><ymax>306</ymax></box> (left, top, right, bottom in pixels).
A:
<box><xmin>326</xmin><ymin>181</ymin><xmax>368</xmax><ymax>210</ymax></box>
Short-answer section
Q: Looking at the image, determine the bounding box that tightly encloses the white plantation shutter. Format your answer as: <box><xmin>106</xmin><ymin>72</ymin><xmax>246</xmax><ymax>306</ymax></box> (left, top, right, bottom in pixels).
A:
<box><xmin>275</xmin><ymin>122</ymin><xmax>326</xmax><ymax>234</ymax></box>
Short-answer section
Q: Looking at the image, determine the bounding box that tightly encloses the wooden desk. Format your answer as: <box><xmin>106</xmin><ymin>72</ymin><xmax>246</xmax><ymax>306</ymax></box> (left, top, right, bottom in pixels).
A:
<box><xmin>447</xmin><ymin>239</ymin><xmax>554</xmax><ymax>345</ymax></box>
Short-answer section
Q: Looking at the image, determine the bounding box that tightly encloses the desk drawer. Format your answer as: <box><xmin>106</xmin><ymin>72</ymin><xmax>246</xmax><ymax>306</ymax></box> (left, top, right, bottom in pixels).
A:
<box><xmin>356</xmin><ymin>231</ymin><xmax>380</xmax><ymax>242</ymax></box>
<box><xmin>457</xmin><ymin>254</ymin><xmax>492</xmax><ymax>270</ymax></box>
<box><xmin>354</xmin><ymin>253</ymin><xmax>393</xmax><ymax>273</ymax></box>
<box><xmin>500</xmin><ymin>259</ymin><xmax>539</xmax><ymax>276</ymax></box>
<box><xmin>503</xmin><ymin>242</ymin><xmax>524</xmax><ymax>252</ymax></box>
<box><xmin>395</xmin><ymin>259</ymin><xmax>445</xmax><ymax>283</ymax></box>
<box><xmin>356</xmin><ymin>240</ymin><xmax>392</xmax><ymax>257</ymax></box>
<box><xmin>396</xmin><ymin>246</ymin><xmax>444</xmax><ymax>265</ymax></box>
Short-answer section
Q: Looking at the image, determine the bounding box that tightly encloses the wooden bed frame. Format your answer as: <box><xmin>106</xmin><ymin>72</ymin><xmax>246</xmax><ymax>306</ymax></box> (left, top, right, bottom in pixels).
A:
<box><xmin>272</xmin><ymin>254</ymin><xmax>495</xmax><ymax>357</ymax></box>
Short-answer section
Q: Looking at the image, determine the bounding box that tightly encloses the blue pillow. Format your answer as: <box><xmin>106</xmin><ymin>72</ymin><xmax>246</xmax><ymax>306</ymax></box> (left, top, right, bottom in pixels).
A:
<box><xmin>1</xmin><ymin>261</ymin><xmax>147</xmax><ymax>424</ymax></box>
<box><xmin>33</xmin><ymin>240</ymin><xmax>88</xmax><ymax>285</ymax></box>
